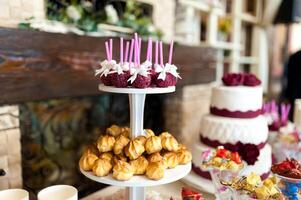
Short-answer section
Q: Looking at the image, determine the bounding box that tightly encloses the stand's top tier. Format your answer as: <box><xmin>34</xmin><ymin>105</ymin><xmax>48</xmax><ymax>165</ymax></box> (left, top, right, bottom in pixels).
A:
<box><xmin>99</xmin><ymin>84</ymin><xmax>175</xmax><ymax>94</ymax></box>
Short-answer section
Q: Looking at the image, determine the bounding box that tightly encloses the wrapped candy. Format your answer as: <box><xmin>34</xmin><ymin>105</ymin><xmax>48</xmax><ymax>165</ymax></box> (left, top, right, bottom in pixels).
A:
<box><xmin>201</xmin><ymin>146</ymin><xmax>243</xmax><ymax>172</ymax></box>
<box><xmin>272</xmin><ymin>158</ymin><xmax>301</xmax><ymax>200</ymax></box>
<box><xmin>145</xmin><ymin>136</ymin><xmax>162</xmax><ymax>154</ymax></box>
<box><xmin>92</xmin><ymin>159</ymin><xmax>112</xmax><ymax>177</ymax></box>
<box><xmin>79</xmin><ymin>153</ymin><xmax>98</xmax><ymax>171</ymax></box>
<box><xmin>245</xmin><ymin>172</ymin><xmax>261</xmax><ymax>191</ymax></box>
<box><xmin>113</xmin><ymin>134</ymin><xmax>130</xmax><ymax>155</ymax></box>
<box><xmin>146</xmin><ymin>161</ymin><xmax>165</xmax><ymax>180</ymax></box>
<box><xmin>271</xmin><ymin>158</ymin><xmax>301</xmax><ymax>179</ymax></box>
<box><xmin>221</xmin><ymin>173</ymin><xmax>283</xmax><ymax>199</ymax></box>
<box><xmin>129</xmin><ymin>156</ymin><xmax>149</xmax><ymax>175</ymax></box>
<box><xmin>124</xmin><ymin>139</ymin><xmax>145</xmax><ymax>160</ymax></box>
<box><xmin>97</xmin><ymin>135</ymin><xmax>116</xmax><ymax>153</ymax></box>
<box><xmin>112</xmin><ymin>160</ymin><xmax>134</xmax><ymax>181</ymax></box>
<box><xmin>181</xmin><ymin>187</ymin><xmax>205</xmax><ymax>200</ymax></box>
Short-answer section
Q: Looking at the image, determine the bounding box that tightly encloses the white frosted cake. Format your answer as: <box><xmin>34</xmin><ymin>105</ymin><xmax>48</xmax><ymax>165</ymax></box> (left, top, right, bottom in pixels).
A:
<box><xmin>192</xmin><ymin>73</ymin><xmax>272</xmax><ymax>179</ymax></box>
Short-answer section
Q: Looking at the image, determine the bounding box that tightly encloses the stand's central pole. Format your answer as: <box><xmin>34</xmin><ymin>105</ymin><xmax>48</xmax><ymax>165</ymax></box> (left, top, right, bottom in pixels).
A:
<box><xmin>129</xmin><ymin>93</ymin><xmax>146</xmax><ymax>138</ymax></box>
<box><xmin>127</xmin><ymin>93</ymin><xmax>146</xmax><ymax>200</ymax></box>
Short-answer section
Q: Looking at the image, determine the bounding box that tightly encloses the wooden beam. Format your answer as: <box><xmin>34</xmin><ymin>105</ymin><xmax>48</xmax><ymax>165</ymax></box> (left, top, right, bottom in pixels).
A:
<box><xmin>0</xmin><ymin>28</ymin><xmax>216</xmax><ymax>105</ymax></box>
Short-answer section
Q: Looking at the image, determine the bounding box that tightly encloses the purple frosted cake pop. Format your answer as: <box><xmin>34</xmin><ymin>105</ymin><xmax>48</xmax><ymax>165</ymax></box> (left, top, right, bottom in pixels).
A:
<box><xmin>155</xmin><ymin>72</ymin><xmax>177</xmax><ymax>87</ymax></box>
<box><xmin>95</xmin><ymin>58</ymin><xmax>116</xmax><ymax>86</ymax></box>
<box><xmin>154</xmin><ymin>63</ymin><xmax>180</xmax><ymax>87</ymax></box>
<box><xmin>132</xmin><ymin>74</ymin><xmax>151</xmax><ymax>88</ymax></box>
<box><xmin>111</xmin><ymin>71</ymin><xmax>131</xmax><ymax>88</ymax></box>
<box><xmin>100</xmin><ymin>74</ymin><xmax>113</xmax><ymax>86</ymax></box>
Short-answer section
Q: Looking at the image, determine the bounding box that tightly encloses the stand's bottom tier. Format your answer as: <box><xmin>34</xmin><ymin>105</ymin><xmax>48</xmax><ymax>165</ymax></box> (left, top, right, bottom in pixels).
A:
<box><xmin>192</xmin><ymin>143</ymin><xmax>272</xmax><ymax>178</ymax></box>
<box><xmin>80</xmin><ymin>163</ymin><xmax>191</xmax><ymax>187</ymax></box>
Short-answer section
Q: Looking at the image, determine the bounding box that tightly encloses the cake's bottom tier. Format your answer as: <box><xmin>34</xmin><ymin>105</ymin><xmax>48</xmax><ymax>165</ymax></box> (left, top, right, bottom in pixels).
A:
<box><xmin>192</xmin><ymin>142</ymin><xmax>272</xmax><ymax>178</ymax></box>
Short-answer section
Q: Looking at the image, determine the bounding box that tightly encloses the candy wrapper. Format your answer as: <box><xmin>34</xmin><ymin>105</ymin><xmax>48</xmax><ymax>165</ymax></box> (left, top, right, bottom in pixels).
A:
<box><xmin>272</xmin><ymin>158</ymin><xmax>301</xmax><ymax>200</ymax></box>
<box><xmin>271</xmin><ymin>158</ymin><xmax>301</xmax><ymax>179</ymax></box>
<box><xmin>181</xmin><ymin>188</ymin><xmax>206</xmax><ymax>200</ymax></box>
<box><xmin>201</xmin><ymin>147</ymin><xmax>244</xmax><ymax>200</ymax></box>
<box><xmin>201</xmin><ymin>146</ymin><xmax>243</xmax><ymax>172</ymax></box>
<box><xmin>221</xmin><ymin>172</ymin><xmax>284</xmax><ymax>199</ymax></box>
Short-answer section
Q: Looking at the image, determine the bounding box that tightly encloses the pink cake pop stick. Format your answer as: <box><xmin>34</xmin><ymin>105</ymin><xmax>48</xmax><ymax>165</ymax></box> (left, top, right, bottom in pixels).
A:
<box><xmin>146</xmin><ymin>38</ymin><xmax>151</xmax><ymax>61</ymax></box>
<box><xmin>129</xmin><ymin>39</ymin><xmax>134</xmax><ymax>69</ymax></box>
<box><xmin>105</xmin><ymin>41</ymin><xmax>110</xmax><ymax>60</ymax></box>
<box><xmin>124</xmin><ymin>41</ymin><xmax>129</xmax><ymax>62</ymax></box>
<box><xmin>134</xmin><ymin>33</ymin><xmax>139</xmax><ymax>67</ymax></box>
<box><xmin>168</xmin><ymin>40</ymin><xmax>174</xmax><ymax>64</ymax></box>
<box><xmin>159</xmin><ymin>41</ymin><xmax>164</xmax><ymax>66</ymax></box>
<box><xmin>120</xmin><ymin>38</ymin><xmax>123</xmax><ymax>64</ymax></box>
<box><xmin>109</xmin><ymin>39</ymin><xmax>113</xmax><ymax>60</ymax></box>
<box><xmin>148</xmin><ymin>38</ymin><xmax>152</xmax><ymax>62</ymax></box>
<box><xmin>155</xmin><ymin>41</ymin><xmax>158</xmax><ymax>65</ymax></box>
<box><xmin>138</xmin><ymin>37</ymin><xmax>142</xmax><ymax>65</ymax></box>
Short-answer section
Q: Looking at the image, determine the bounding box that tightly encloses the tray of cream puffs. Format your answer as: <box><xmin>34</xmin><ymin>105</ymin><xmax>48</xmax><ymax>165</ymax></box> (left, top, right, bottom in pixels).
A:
<box><xmin>79</xmin><ymin>125</ymin><xmax>192</xmax><ymax>183</ymax></box>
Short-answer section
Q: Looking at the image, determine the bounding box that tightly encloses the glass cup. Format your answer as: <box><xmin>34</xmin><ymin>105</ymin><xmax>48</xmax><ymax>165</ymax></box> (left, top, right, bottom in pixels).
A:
<box><xmin>209</xmin><ymin>169</ymin><xmax>235</xmax><ymax>200</ymax></box>
<box><xmin>0</xmin><ymin>189</ymin><xmax>29</xmax><ymax>200</ymax></box>
<box><xmin>37</xmin><ymin>185</ymin><xmax>78</xmax><ymax>200</ymax></box>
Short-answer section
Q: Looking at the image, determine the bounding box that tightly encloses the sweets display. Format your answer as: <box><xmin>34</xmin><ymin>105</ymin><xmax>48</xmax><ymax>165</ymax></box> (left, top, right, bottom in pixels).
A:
<box><xmin>271</xmin><ymin>158</ymin><xmax>301</xmax><ymax>179</ymax></box>
<box><xmin>79</xmin><ymin>125</ymin><xmax>192</xmax><ymax>181</ymax></box>
<box><xmin>181</xmin><ymin>187</ymin><xmax>206</xmax><ymax>200</ymax></box>
<box><xmin>262</xmin><ymin>101</ymin><xmax>291</xmax><ymax>132</ymax></box>
<box><xmin>221</xmin><ymin>172</ymin><xmax>284</xmax><ymax>199</ymax></box>
<box><xmin>272</xmin><ymin>158</ymin><xmax>301</xmax><ymax>200</ymax></box>
<box><xmin>95</xmin><ymin>33</ymin><xmax>181</xmax><ymax>89</ymax></box>
<box><xmin>201</xmin><ymin>146</ymin><xmax>243</xmax><ymax>172</ymax></box>
<box><xmin>192</xmin><ymin>73</ymin><xmax>272</xmax><ymax>179</ymax></box>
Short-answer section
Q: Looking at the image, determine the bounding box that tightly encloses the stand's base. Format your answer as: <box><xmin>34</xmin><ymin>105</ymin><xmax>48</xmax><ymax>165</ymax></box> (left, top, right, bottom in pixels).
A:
<box><xmin>127</xmin><ymin>187</ymin><xmax>145</xmax><ymax>200</ymax></box>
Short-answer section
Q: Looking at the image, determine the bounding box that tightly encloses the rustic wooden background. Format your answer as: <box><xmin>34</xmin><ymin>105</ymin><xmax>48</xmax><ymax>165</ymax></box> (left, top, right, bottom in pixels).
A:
<box><xmin>0</xmin><ymin>28</ymin><xmax>216</xmax><ymax>105</ymax></box>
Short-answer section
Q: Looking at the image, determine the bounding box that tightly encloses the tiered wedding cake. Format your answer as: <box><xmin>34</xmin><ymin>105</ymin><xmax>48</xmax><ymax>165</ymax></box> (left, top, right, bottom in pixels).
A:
<box><xmin>192</xmin><ymin>73</ymin><xmax>271</xmax><ymax>179</ymax></box>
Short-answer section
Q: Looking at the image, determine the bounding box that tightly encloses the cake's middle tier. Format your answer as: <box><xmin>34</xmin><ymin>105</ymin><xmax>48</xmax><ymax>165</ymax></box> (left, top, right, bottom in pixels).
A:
<box><xmin>200</xmin><ymin>114</ymin><xmax>268</xmax><ymax>145</ymax></box>
<box><xmin>210</xmin><ymin>86</ymin><xmax>263</xmax><ymax>118</ymax></box>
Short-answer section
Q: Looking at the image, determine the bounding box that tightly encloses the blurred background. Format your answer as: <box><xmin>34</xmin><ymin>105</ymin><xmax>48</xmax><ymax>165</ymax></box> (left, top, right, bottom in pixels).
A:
<box><xmin>0</xmin><ymin>0</ymin><xmax>301</xmax><ymax>199</ymax></box>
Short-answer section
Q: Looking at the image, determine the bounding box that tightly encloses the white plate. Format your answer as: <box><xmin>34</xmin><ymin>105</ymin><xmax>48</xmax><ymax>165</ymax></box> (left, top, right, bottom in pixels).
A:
<box><xmin>80</xmin><ymin>163</ymin><xmax>191</xmax><ymax>187</ymax></box>
<box><xmin>98</xmin><ymin>84</ymin><xmax>175</xmax><ymax>94</ymax></box>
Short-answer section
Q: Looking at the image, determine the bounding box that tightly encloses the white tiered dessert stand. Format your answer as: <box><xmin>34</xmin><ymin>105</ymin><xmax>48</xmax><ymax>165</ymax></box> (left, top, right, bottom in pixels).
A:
<box><xmin>80</xmin><ymin>84</ymin><xmax>191</xmax><ymax>200</ymax></box>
